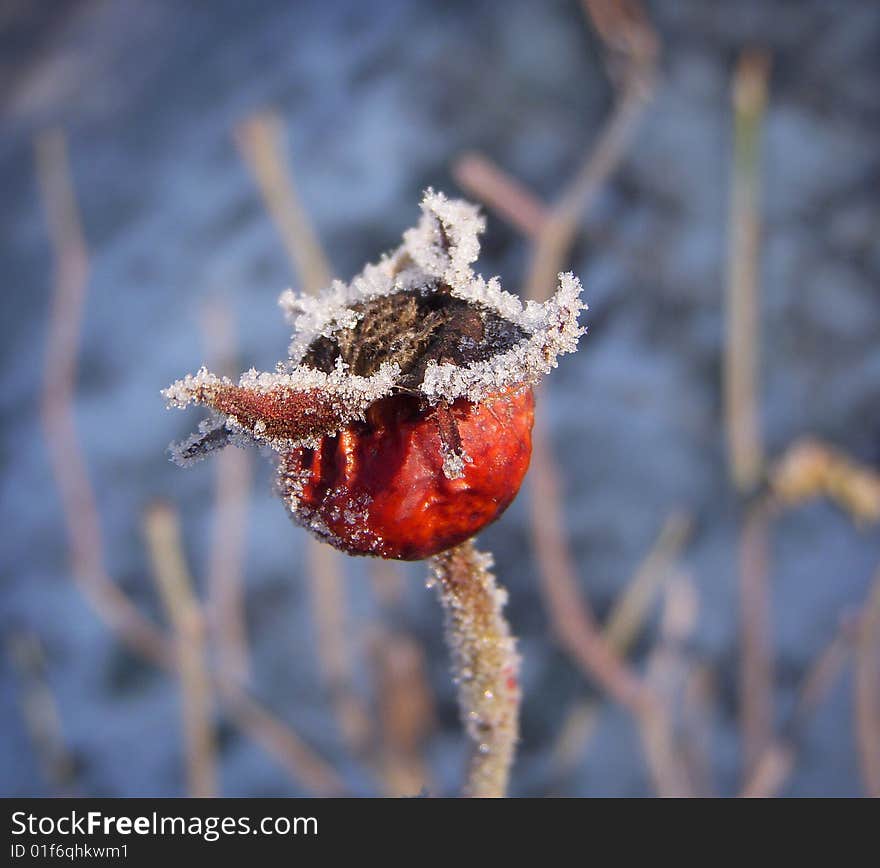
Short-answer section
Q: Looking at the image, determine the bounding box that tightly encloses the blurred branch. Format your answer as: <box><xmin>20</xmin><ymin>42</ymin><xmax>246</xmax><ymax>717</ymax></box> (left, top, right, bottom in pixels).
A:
<box><xmin>855</xmin><ymin>566</ymin><xmax>880</xmax><ymax>797</ymax></box>
<box><xmin>201</xmin><ymin>301</ymin><xmax>252</xmax><ymax>686</ymax></box>
<box><xmin>368</xmin><ymin>628</ymin><xmax>435</xmax><ymax>796</ymax></box>
<box><xmin>738</xmin><ymin>495</ymin><xmax>774</xmax><ymax>782</ymax></box>
<box><xmin>35</xmin><ymin>128</ymin><xmax>344</xmax><ymax>796</ymax></box>
<box><xmin>604</xmin><ymin>511</ymin><xmax>692</xmax><ymax>653</ymax></box>
<box><xmin>5</xmin><ymin>631</ymin><xmax>77</xmax><ymax>793</ymax></box>
<box><xmin>642</xmin><ymin>573</ymin><xmax>703</xmax><ymax>798</ymax></box>
<box><xmin>430</xmin><ymin>541</ymin><xmax>520</xmax><ymax>798</ymax></box>
<box><xmin>724</xmin><ymin>50</ymin><xmax>770</xmax><ymax>493</ymax></box>
<box><xmin>550</xmin><ymin>511</ymin><xmax>691</xmax><ymax>780</ymax></box>
<box><xmin>453</xmin><ymin>152</ymin><xmax>549</xmax><ymax>238</ymax></box>
<box><xmin>235</xmin><ymin>109</ymin><xmax>371</xmax><ymax>759</ymax></box>
<box><xmin>740</xmin><ymin>614</ymin><xmax>859</xmax><ymax>797</ymax></box>
<box><xmin>530</xmin><ymin>424</ymin><xmax>692</xmax><ymax>796</ymax></box>
<box><xmin>36</xmin><ymin>129</ymin><xmax>172</xmax><ymax>669</ymax></box>
<box><xmin>368</xmin><ymin>559</ymin><xmax>435</xmax><ymax>796</ymax></box>
<box><xmin>144</xmin><ymin>503</ymin><xmax>217</xmax><ymax>798</ymax></box>
<box><xmin>523</xmin><ymin>0</ymin><xmax>658</xmax><ymax>306</ymax></box>
<box><xmin>234</xmin><ymin>111</ymin><xmax>332</xmax><ymax>291</ymax></box>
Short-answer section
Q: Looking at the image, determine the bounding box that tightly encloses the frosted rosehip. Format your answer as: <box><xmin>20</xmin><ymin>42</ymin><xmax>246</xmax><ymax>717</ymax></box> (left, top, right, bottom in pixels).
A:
<box><xmin>164</xmin><ymin>190</ymin><xmax>584</xmax><ymax>560</ymax></box>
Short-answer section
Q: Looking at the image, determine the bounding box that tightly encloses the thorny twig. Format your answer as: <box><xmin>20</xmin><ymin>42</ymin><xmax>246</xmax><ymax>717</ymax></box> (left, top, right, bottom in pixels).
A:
<box><xmin>36</xmin><ymin>127</ymin><xmax>343</xmax><ymax>797</ymax></box>
<box><xmin>429</xmin><ymin>541</ymin><xmax>520</xmax><ymax>798</ymax></box>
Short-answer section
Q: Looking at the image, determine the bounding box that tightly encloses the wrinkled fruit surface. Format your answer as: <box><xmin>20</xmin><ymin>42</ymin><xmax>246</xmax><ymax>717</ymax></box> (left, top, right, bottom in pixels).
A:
<box><xmin>284</xmin><ymin>387</ymin><xmax>535</xmax><ymax>560</ymax></box>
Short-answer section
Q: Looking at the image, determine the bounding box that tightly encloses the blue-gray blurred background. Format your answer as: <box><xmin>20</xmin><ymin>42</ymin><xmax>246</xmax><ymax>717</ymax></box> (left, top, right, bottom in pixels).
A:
<box><xmin>2</xmin><ymin>0</ymin><xmax>879</xmax><ymax>797</ymax></box>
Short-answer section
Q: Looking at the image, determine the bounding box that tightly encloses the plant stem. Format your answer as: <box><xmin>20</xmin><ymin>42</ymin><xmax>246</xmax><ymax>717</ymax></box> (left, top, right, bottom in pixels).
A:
<box><xmin>429</xmin><ymin>541</ymin><xmax>520</xmax><ymax>797</ymax></box>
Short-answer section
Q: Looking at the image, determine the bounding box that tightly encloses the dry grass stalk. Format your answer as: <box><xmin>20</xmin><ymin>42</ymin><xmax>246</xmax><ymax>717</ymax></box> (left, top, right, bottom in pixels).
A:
<box><xmin>430</xmin><ymin>541</ymin><xmax>520</xmax><ymax>797</ymax></box>
<box><xmin>235</xmin><ymin>110</ymin><xmax>370</xmax><ymax>757</ymax></box>
<box><xmin>724</xmin><ymin>50</ymin><xmax>770</xmax><ymax>493</ymax></box>
<box><xmin>855</xmin><ymin>566</ymin><xmax>880</xmax><ymax>797</ymax></box>
<box><xmin>144</xmin><ymin>503</ymin><xmax>217</xmax><ymax>798</ymax></box>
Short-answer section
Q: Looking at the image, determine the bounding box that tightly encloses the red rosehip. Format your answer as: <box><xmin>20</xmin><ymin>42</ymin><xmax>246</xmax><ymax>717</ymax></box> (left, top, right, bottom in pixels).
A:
<box><xmin>284</xmin><ymin>388</ymin><xmax>535</xmax><ymax>560</ymax></box>
<box><xmin>164</xmin><ymin>190</ymin><xmax>584</xmax><ymax>561</ymax></box>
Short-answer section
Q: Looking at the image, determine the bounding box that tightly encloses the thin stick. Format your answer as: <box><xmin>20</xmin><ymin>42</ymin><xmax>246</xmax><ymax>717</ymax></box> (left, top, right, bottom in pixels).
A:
<box><xmin>739</xmin><ymin>496</ymin><xmax>774</xmax><ymax>781</ymax></box>
<box><xmin>724</xmin><ymin>50</ymin><xmax>770</xmax><ymax>492</ymax></box>
<box><xmin>144</xmin><ymin>502</ymin><xmax>217</xmax><ymax>798</ymax></box>
<box><xmin>604</xmin><ymin>511</ymin><xmax>692</xmax><ymax>653</ymax></box>
<box><xmin>201</xmin><ymin>301</ymin><xmax>252</xmax><ymax>685</ymax></box>
<box><xmin>429</xmin><ymin>541</ymin><xmax>520</xmax><ymax>798</ymax></box>
<box><xmin>235</xmin><ymin>110</ymin><xmax>370</xmax><ymax>757</ymax></box>
<box><xmin>36</xmin><ymin>129</ymin><xmax>172</xmax><ymax>669</ymax></box>
<box><xmin>453</xmin><ymin>152</ymin><xmax>549</xmax><ymax>238</ymax></box>
<box><xmin>217</xmin><ymin>682</ymin><xmax>345</xmax><ymax>796</ymax></box>
<box><xmin>550</xmin><ymin>511</ymin><xmax>691</xmax><ymax>778</ymax></box>
<box><xmin>855</xmin><ymin>566</ymin><xmax>880</xmax><ymax>797</ymax></box>
<box><xmin>524</xmin><ymin>0</ymin><xmax>657</xmax><ymax>305</ymax></box>
<box><xmin>36</xmin><ymin>130</ymin><xmax>343</xmax><ymax>794</ymax></box>
<box><xmin>740</xmin><ymin>621</ymin><xmax>853</xmax><ymax>798</ymax></box>
<box><xmin>233</xmin><ymin>112</ymin><xmax>332</xmax><ymax>292</ymax></box>
<box><xmin>530</xmin><ymin>421</ymin><xmax>652</xmax><ymax>715</ymax></box>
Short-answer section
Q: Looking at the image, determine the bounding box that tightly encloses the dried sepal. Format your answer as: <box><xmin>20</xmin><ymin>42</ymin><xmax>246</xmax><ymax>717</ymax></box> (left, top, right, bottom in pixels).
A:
<box><xmin>163</xmin><ymin>361</ymin><xmax>398</xmax><ymax>455</ymax></box>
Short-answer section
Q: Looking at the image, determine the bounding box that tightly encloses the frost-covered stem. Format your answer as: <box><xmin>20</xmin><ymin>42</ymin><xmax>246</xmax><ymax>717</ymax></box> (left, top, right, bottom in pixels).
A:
<box><xmin>429</xmin><ymin>541</ymin><xmax>520</xmax><ymax>798</ymax></box>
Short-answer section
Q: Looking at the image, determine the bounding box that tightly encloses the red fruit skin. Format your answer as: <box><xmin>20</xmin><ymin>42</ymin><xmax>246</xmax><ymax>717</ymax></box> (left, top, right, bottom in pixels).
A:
<box><xmin>286</xmin><ymin>387</ymin><xmax>535</xmax><ymax>560</ymax></box>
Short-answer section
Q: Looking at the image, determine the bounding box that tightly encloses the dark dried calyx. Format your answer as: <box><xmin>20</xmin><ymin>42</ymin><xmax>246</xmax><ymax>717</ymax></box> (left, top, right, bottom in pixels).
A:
<box><xmin>301</xmin><ymin>287</ymin><xmax>527</xmax><ymax>390</ymax></box>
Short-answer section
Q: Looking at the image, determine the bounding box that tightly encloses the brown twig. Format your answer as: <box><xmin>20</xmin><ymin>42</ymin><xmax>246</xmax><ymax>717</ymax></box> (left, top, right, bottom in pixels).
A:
<box><xmin>233</xmin><ymin>111</ymin><xmax>332</xmax><ymax>292</ymax></box>
<box><xmin>453</xmin><ymin>152</ymin><xmax>549</xmax><ymax>238</ymax></box>
<box><xmin>36</xmin><ymin>127</ymin><xmax>344</xmax><ymax>797</ymax></box>
<box><xmin>235</xmin><ymin>110</ymin><xmax>371</xmax><ymax>758</ymax></box>
<box><xmin>724</xmin><ymin>50</ymin><xmax>770</xmax><ymax>493</ymax></box>
<box><xmin>36</xmin><ymin>129</ymin><xmax>172</xmax><ymax>670</ymax></box>
<box><xmin>144</xmin><ymin>502</ymin><xmax>217</xmax><ymax>798</ymax></box>
<box><xmin>740</xmin><ymin>616</ymin><xmax>855</xmax><ymax>798</ymax></box>
<box><xmin>201</xmin><ymin>301</ymin><xmax>252</xmax><ymax>686</ymax></box>
<box><xmin>550</xmin><ymin>511</ymin><xmax>691</xmax><ymax>779</ymax></box>
<box><xmin>523</xmin><ymin>0</ymin><xmax>657</xmax><ymax>306</ymax></box>
<box><xmin>738</xmin><ymin>495</ymin><xmax>774</xmax><ymax>781</ymax></box>
<box><xmin>604</xmin><ymin>511</ymin><xmax>692</xmax><ymax>653</ymax></box>
<box><xmin>368</xmin><ymin>628</ymin><xmax>434</xmax><ymax>796</ymax></box>
<box><xmin>430</xmin><ymin>541</ymin><xmax>520</xmax><ymax>798</ymax></box>
<box><xmin>855</xmin><ymin>566</ymin><xmax>880</xmax><ymax>797</ymax></box>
